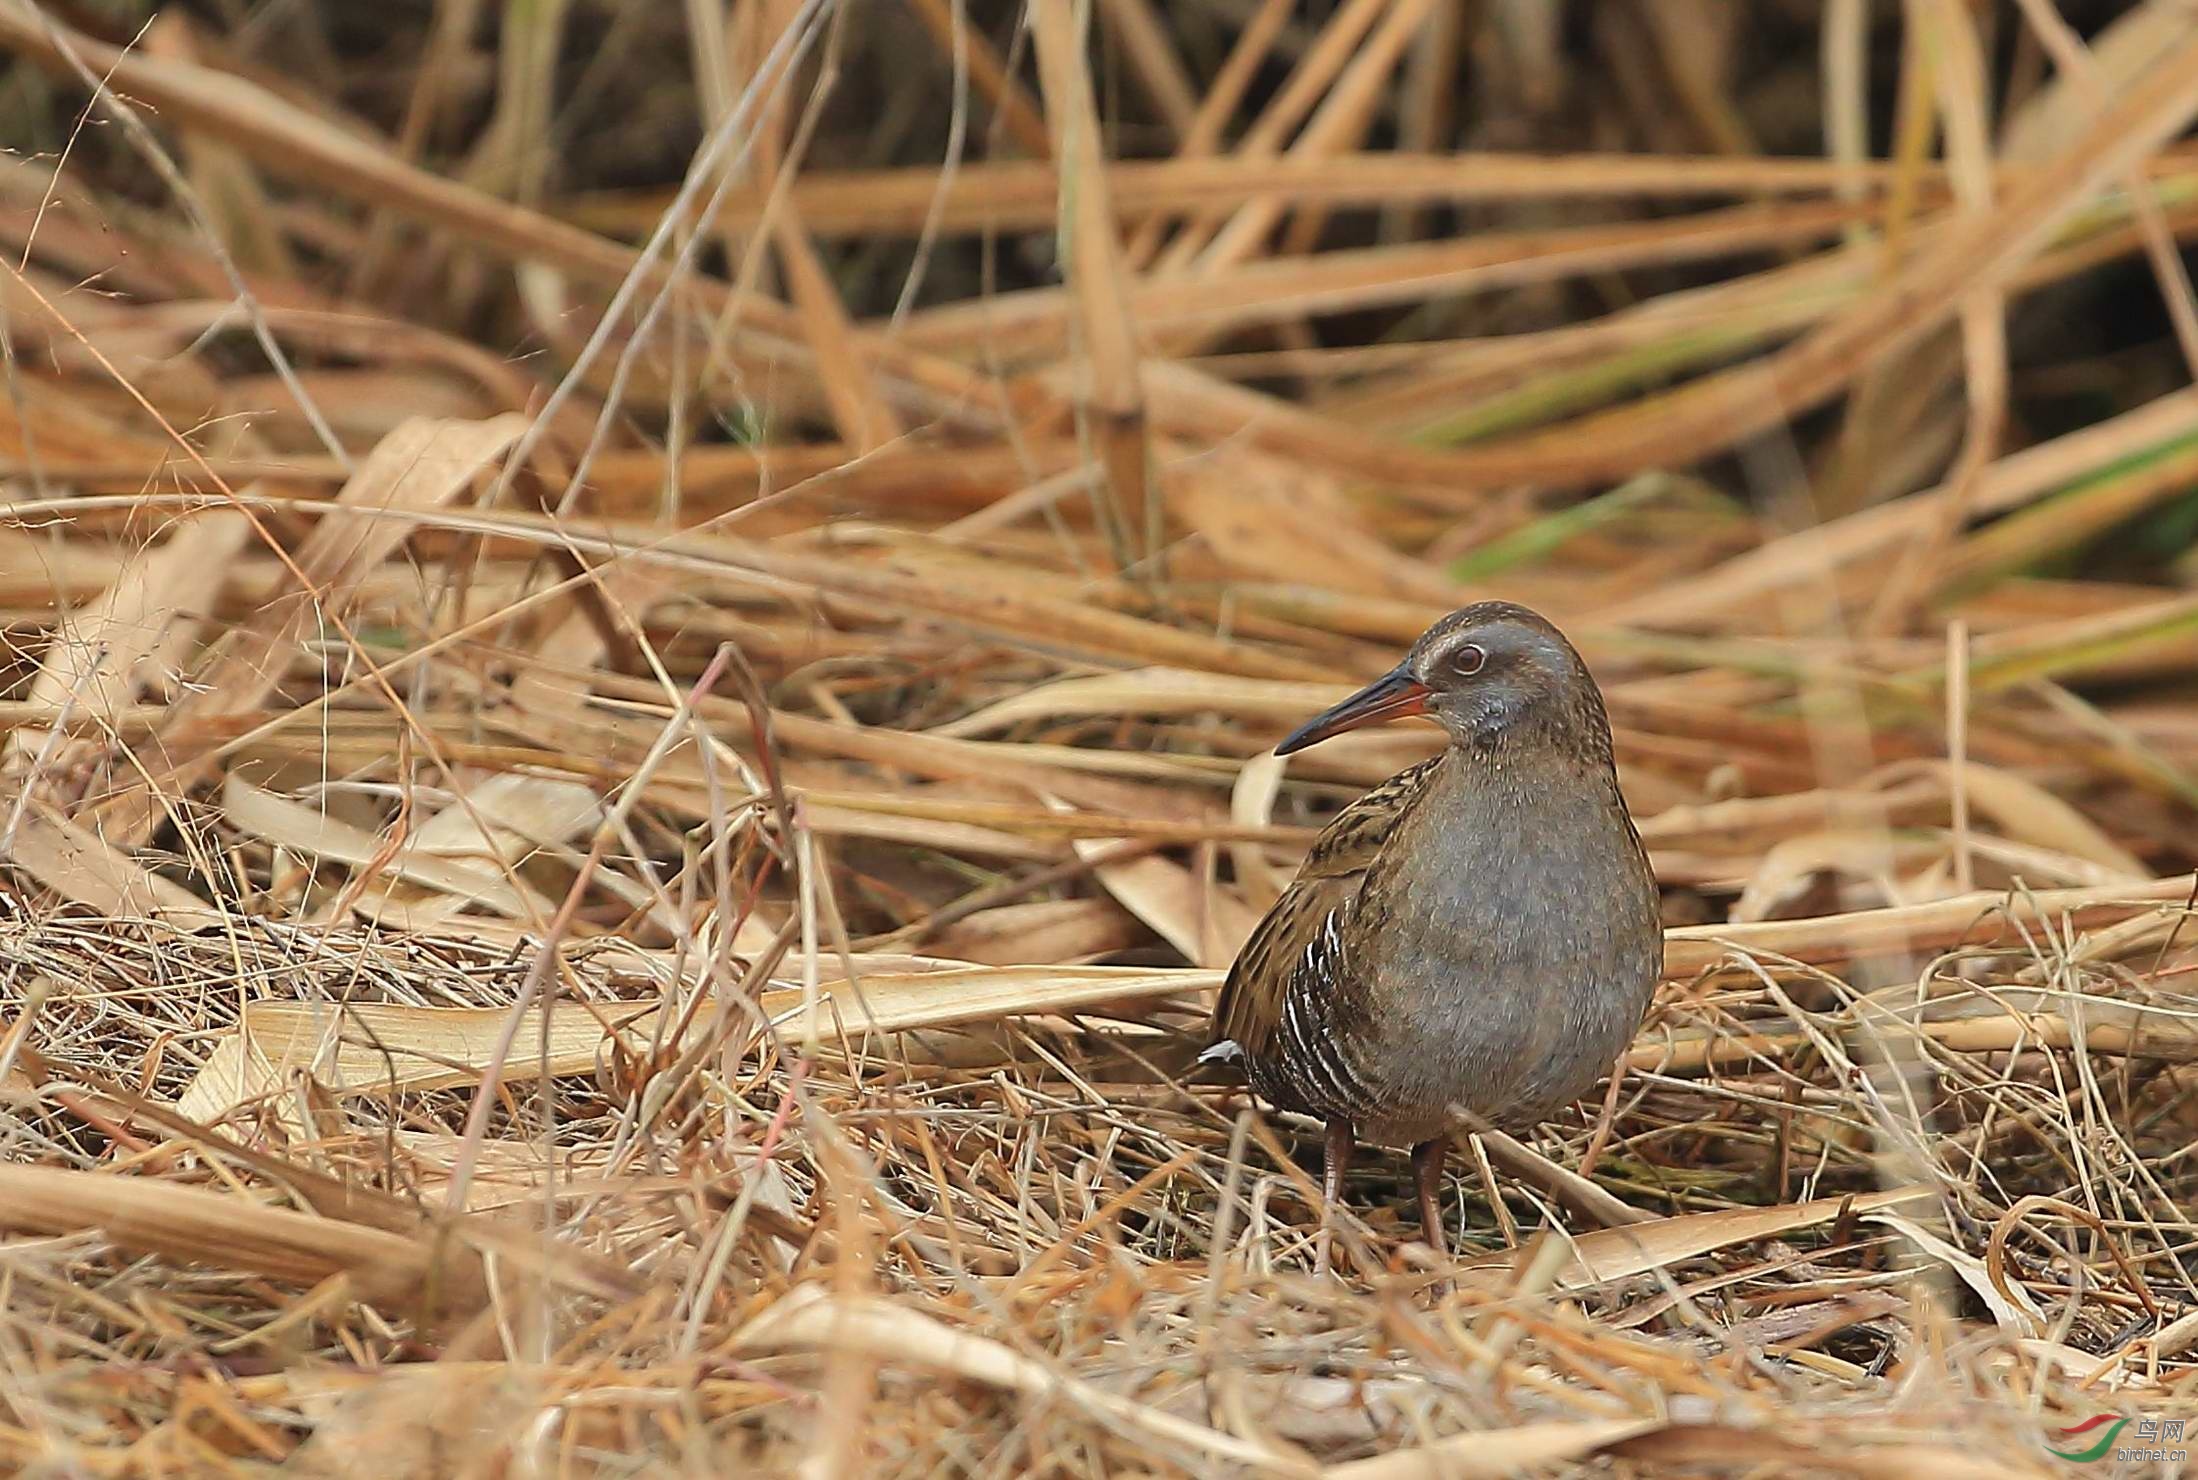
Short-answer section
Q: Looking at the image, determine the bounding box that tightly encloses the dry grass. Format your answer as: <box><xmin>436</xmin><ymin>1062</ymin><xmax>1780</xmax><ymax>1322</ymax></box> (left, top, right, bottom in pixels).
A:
<box><xmin>3</xmin><ymin>1</ymin><xmax>2198</xmax><ymax>1473</ymax></box>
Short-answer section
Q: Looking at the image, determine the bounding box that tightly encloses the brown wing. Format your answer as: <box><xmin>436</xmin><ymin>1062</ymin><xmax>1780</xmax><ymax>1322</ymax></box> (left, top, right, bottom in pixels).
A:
<box><xmin>1294</xmin><ymin>756</ymin><xmax>1440</xmax><ymax>879</ymax></box>
<box><xmin>1206</xmin><ymin>757</ymin><xmax>1439</xmax><ymax>1075</ymax></box>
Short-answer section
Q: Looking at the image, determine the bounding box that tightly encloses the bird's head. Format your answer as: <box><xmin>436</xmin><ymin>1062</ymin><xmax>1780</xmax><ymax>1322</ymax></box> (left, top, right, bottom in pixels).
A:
<box><xmin>1274</xmin><ymin>602</ymin><xmax>1598</xmax><ymax>755</ymax></box>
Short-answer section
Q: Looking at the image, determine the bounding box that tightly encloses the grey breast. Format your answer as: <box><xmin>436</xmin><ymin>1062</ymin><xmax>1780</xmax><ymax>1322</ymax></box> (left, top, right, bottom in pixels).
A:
<box><xmin>1340</xmin><ymin>754</ymin><xmax>1658</xmax><ymax>1131</ymax></box>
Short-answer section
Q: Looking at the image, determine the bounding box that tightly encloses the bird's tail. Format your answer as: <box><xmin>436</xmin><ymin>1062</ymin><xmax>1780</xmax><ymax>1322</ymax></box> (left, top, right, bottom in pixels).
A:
<box><xmin>1186</xmin><ymin>1036</ymin><xmax>1249</xmax><ymax>1085</ymax></box>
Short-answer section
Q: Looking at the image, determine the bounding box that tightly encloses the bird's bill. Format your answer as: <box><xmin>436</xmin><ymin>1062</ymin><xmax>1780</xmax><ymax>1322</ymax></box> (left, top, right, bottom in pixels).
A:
<box><xmin>1274</xmin><ymin>667</ymin><xmax>1431</xmax><ymax>755</ymax></box>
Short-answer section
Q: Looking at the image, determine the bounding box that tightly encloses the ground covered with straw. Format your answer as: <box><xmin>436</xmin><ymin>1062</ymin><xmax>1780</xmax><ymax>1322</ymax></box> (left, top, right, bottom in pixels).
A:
<box><xmin>4</xmin><ymin>1</ymin><xmax>2198</xmax><ymax>1474</ymax></box>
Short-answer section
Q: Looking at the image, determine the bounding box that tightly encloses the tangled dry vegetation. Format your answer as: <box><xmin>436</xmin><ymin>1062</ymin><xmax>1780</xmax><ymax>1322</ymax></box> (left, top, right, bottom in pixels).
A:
<box><xmin>7</xmin><ymin>0</ymin><xmax>2198</xmax><ymax>1473</ymax></box>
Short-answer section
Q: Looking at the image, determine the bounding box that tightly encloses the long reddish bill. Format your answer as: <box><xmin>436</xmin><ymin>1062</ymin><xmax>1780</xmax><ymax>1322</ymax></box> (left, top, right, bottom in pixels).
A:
<box><xmin>1274</xmin><ymin>667</ymin><xmax>1431</xmax><ymax>755</ymax></box>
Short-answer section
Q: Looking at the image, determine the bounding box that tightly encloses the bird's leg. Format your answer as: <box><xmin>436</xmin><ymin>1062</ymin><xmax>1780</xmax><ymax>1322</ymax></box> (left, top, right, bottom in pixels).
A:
<box><xmin>1412</xmin><ymin>1137</ymin><xmax>1449</xmax><ymax>1258</ymax></box>
<box><xmin>1317</xmin><ymin>1119</ymin><xmax>1354</xmax><ymax>1276</ymax></box>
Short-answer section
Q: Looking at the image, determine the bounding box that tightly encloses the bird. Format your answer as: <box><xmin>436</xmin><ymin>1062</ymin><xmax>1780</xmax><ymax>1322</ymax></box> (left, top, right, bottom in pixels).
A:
<box><xmin>1202</xmin><ymin>601</ymin><xmax>1660</xmax><ymax>1262</ymax></box>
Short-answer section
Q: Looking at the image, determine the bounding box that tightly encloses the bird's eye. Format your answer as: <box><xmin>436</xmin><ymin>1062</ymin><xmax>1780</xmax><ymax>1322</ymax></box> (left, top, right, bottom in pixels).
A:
<box><xmin>1450</xmin><ymin>643</ymin><xmax>1486</xmax><ymax>677</ymax></box>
